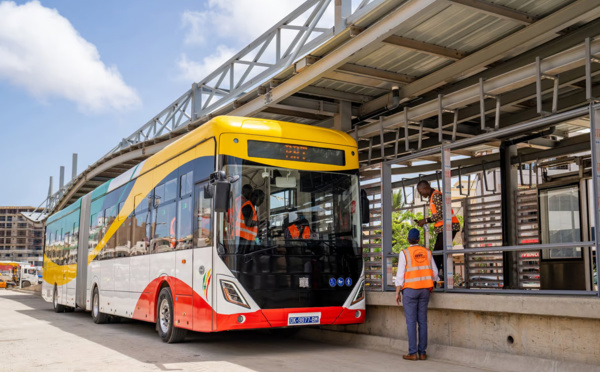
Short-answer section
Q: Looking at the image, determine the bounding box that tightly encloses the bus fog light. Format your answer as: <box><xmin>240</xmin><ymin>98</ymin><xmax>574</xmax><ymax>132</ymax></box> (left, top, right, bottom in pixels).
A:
<box><xmin>237</xmin><ymin>315</ymin><xmax>246</xmax><ymax>324</ymax></box>
<box><xmin>355</xmin><ymin>310</ymin><xmax>361</xmax><ymax>318</ymax></box>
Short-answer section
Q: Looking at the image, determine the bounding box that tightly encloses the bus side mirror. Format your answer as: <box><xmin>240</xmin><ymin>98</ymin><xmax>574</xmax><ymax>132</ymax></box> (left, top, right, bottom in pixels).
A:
<box><xmin>209</xmin><ymin>171</ymin><xmax>230</xmax><ymax>213</ymax></box>
<box><xmin>361</xmin><ymin>189</ymin><xmax>370</xmax><ymax>225</ymax></box>
<box><xmin>214</xmin><ymin>181</ymin><xmax>230</xmax><ymax>213</ymax></box>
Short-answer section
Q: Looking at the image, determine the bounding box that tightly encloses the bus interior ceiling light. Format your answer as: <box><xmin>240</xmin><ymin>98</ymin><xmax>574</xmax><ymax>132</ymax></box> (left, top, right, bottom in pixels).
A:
<box><xmin>276</xmin><ymin>171</ymin><xmax>296</xmax><ymax>188</ymax></box>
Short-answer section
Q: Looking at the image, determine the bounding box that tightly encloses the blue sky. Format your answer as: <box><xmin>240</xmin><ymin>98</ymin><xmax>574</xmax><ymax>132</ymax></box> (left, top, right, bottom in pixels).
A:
<box><xmin>0</xmin><ymin>0</ymin><xmax>306</xmax><ymax>206</ymax></box>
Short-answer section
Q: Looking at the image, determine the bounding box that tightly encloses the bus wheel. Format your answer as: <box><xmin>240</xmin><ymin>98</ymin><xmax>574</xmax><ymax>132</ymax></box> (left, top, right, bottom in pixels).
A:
<box><xmin>92</xmin><ymin>287</ymin><xmax>108</xmax><ymax>324</ymax></box>
<box><xmin>157</xmin><ymin>287</ymin><xmax>187</xmax><ymax>343</ymax></box>
<box><xmin>53</xmin><ymin>286</ymin><xmax>65</xmax><ymax>313</ymax></box>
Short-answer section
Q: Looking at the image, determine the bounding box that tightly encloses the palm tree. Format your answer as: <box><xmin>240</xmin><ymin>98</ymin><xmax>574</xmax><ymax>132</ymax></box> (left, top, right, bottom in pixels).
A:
<box><xmin>392</xmin><ymin>189</ymin><xmax>405</xmax><ymax>210</ymax></box>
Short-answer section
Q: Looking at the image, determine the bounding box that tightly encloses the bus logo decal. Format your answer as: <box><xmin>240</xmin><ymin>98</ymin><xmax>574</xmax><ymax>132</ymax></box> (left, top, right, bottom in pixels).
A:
<box><xmin>203</xmin><ymin>269</ymin><xmax>212</xmax><ymax>299</ymax></box>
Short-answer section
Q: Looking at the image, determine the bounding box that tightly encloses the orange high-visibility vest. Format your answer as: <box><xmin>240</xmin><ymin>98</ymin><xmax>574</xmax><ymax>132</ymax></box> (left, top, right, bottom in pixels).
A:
<box><xmin>429</xmin><ymin>190</ymin><xmax>459</xmax><ymax>228</ymax></box>
<box><xmin>402</xmin><ymin>245</ymin><xmax>435</xmax><ymax>290</ymax></box>
<box><xmin>288</xmin><ymin>224</ymin><xmax>311</xmax><ymax>239</ymax></box>
<box><xmin>235</xmin><ymin>200</ymin><xmax>258</xmax><ymax>241</ymax></box>
<box><xmin>228</xmin><ymin>196</ymin><xmax>245</xmax><ymax>224</ymax></box>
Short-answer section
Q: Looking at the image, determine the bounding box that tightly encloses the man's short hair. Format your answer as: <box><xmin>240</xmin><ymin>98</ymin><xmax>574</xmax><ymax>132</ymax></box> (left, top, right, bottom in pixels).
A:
<box><xmin>416</xmin><ymin>180</ymin><xmax>430</xmax><ymax>189</ymax></box>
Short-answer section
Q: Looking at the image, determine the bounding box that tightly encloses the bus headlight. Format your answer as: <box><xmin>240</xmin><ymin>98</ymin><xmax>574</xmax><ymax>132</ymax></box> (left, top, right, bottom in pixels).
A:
<box><xmin>220</xmin><ymin>280</ymin><xmax>250</xmax><ymax>309</ymax></box>
<box><xmin>351</xmin><ymin>280</ymin><xmax>365</xmax><ymax>305</ymax></box>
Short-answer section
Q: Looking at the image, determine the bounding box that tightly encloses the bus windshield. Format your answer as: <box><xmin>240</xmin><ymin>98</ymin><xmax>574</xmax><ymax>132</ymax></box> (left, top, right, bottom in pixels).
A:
<box><xmin>217</xmin><ymin>156</ymin><xmax>362</xmax><ymax>309</ymax></box>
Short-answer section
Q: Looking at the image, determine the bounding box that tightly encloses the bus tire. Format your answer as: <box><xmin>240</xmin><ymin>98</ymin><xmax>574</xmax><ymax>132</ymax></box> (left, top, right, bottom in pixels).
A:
<box><xmin>53</xmin><ymin>286</ymin><xmax>65</xmax><ymax>313</ymax></box>
<box><xmin>156</xmin><ymin>287</ymin><xmax>187</xmax><ymax>343</ymax></box>
<box><xmin>92</xmin><ymin>287</ymin><xmax>109</xmax><ymax>324</ymax></box>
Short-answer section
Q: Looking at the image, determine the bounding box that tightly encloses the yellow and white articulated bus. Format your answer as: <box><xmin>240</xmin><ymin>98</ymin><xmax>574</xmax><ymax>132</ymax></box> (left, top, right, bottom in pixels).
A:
<box><xmin>43</xmin><ymin>116</ymin><xmax>367</xmax><ymax>342</ymax></box>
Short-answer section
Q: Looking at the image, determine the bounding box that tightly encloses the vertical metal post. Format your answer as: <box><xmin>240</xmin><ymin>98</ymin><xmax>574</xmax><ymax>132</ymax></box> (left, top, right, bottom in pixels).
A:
<box><xmin>438</xmin><ymin>94</ymin><xmax>444</xmax><ymax>143</ymax></box>
<box><xmin>536</xmin><ymin>56</ymin><xmax>543</xmax><ymax>114</ymax></box>
<box><xmin>334</xmin><ymin>100</ymin><xmax>352</xmax><ymax>131</ymax></box>
<box><xmin>479</xmin><ymin>78</ymin><xmax>486</xmax><ymax>131</ymax></box>
<box><xmin>452</xmin><ymin>110</ymin><xmax>458</xmax><ymax>142</ymax></box>
<box><xmin>418</xmin><ymin>121</ymin><xmax>424</xmax><ymax>150</ymax></box>
<box><xmin>586</xmin><ymin>38</ymin><xmax>593</xmax><ymax>101</ymax></box>
<box><xmin>381</xmin><ymin>162</ymin><xmax>393</xmax><ymax>291</ymax></box>
<box><xmin>48</xmin><ymin>176</ymin><xmax>53</xmax><ymax>197</ymax></box>
<box><xmin>379</xmin><ymin>117</ymin><xmax>385</xmax><ymax>159</ymax></box>
<box><xmin>59</xmin><ymin>166</ymin><xmax>65</xmax><ymax>191</ymax></box>
<box><xmin>72</xmin><ymin>153</ymin><xmax>78</xmax><ymax>180</ymax></box>
<box><xmin>191</xmin><ymin>83</ymin><xmax>202</xmax><ymax>122</ymax></box>
<box><xmin>335</xmin><ymin>0</ymin><xmax>351</xmax><ymax>35</ymax></box>
<box><xmin>404</xmin><ymin>107</ymin><xmax>410</xmax><ymax>151</ymax></box>
<box><xmin>441</xmin><ymin>145</ymin><xmax>453</xmax><ymax>290</ymax></box>
<box><xmin>590</xmin><ymin>104</ymin><xmax>600</xmax><ymax>297</ymax></box>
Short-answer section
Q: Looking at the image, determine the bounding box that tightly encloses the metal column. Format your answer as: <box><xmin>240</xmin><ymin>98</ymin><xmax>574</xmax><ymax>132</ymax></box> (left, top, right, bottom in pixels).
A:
<box><xmin>500</xmin><ymin>143</ymin><xmax>519</xmax><ymax>288</ymax></box>
<box><xmin>333</xmin><ymin>100</ymin><xmax>352</xmax><ymax>131</ymax></box>
<box><xmin>381</xmin><ymin>162</ymin><xmax>393</xmax><ymax>290</ymax></box>
<box><xmin>590</xmin><ymin>104</ymin><xmax>600</xmax><ymax>297</ymax></box>
<box><xmin>441</xmin><ymin>146</ymin><xmax>453</xmax><ymax>289</ymax></box>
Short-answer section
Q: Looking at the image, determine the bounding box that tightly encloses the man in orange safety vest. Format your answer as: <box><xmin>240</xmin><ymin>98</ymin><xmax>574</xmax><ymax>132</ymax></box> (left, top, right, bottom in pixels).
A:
<box><xmin>415</xmin><ymin>180</ymin><xmax>460</xmax><ymax>282</ymax></box>
<box><xmin>395</xmin><ymin>228</ymin><xmax>438</xmax><ymax>361</ymax></box>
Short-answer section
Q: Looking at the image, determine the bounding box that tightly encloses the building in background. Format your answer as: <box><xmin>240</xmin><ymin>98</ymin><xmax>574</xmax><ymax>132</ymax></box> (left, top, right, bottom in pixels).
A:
<box><xmin>0</xmin><ymin>206</ymin><xmax>44</xmax><ymax>268</ymax></box>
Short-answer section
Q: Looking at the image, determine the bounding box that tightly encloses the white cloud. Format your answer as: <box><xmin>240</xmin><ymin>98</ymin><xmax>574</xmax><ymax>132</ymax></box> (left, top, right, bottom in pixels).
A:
<box><xmin>179</xmin><ymin>0</ymin><xmax>333</xmax><ymax>83</ymax></box>
<box><xmin>182</xmin><ymin>0</ymin><xmax>306</xmax><ymax>46</ymax></box>
<box><xmin>0</xmin><ymin>1</ymin><xmax>140</xmax><ymax>112</ymax></box>
<box><xmin>177</xmin><ymin>45</ymin><xmax>237</xmax><ymax>83</ymax></box>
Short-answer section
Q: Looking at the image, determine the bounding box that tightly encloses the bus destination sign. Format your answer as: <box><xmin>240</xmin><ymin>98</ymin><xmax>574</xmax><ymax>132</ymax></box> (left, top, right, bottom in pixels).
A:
<box><xmin>247</xmin><ymin>140</ymin><xmax>345</xmax><ymax>166</ymax></box>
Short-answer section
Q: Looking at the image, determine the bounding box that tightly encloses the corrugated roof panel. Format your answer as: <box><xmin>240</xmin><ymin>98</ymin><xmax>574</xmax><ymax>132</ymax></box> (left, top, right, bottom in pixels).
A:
<box><xmin>313</xmin><ymin>78</ymin><xmax>387</xmax><ymax>96</ymax></box>
<box><xmin>351</xmin><ymin>44</ymin><xmax>451</xmax><ymax>78</ymax></box>
<box><xmin>401</xmin><ymin>5</ymin><xmax>522</xmax><ymax>53</ymax></box>
<box><xmin>489</xmin><ymin>0</ymin><xmax>571</xmax><ymax>18</ymax></box>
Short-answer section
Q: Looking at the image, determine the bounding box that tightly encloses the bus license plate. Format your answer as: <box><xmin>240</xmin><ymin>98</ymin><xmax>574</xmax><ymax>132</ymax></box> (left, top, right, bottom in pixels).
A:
<box><xmin>287</xmin><ymin>312</ymin><xmax>321</xmax><ymax>326</ymax></box>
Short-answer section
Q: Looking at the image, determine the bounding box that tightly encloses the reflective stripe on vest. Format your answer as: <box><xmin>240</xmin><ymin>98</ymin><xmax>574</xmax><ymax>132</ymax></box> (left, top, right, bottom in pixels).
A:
<box><xmin>403</xmin><ymin>245</ymin><xmax>434</xmax><ymax>290</ymax></box>
<box><xmin>288</xmin><ymin>224</ymin><xmax>311</xmax><ymax>239</ymax></box>
<box><xmin>429</xmin><ymin>190</ymin><xmax>459</xmax><ymax>228</ymax></box>
<box><xmin>235</xmin><ymin>200</ymin><xmax>257</xmax><ymax>240</ymax></box>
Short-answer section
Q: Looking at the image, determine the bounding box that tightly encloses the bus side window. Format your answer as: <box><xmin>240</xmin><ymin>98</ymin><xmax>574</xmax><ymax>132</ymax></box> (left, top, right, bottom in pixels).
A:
<box><xmin>194</xmin><ymin>183</ymin><xmax>212</xmax><ymax>248</ymax></box>
<box><xmin>132</xmin><ymin>193</ymin><xmax>150</xmax><ymax>256</ymax></box>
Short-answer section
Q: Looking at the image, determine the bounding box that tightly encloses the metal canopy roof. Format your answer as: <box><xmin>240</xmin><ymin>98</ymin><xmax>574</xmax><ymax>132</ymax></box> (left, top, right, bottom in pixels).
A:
<box><xmin>43</xmin><ymin>0</ymin><xmax>600</xmax><ymax>216</ymax></box>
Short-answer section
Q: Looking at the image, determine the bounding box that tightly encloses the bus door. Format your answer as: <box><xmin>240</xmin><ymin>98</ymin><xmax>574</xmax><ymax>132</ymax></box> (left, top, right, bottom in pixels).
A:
<box><xmin>191</xmin><ymin>181</ymin><xmax>214</xmax><ymax>332</ymax></box>
<box><xmin>172</xmin><ymin>169</ymin><xmax>195</xmax><ymax>330</ymax></box>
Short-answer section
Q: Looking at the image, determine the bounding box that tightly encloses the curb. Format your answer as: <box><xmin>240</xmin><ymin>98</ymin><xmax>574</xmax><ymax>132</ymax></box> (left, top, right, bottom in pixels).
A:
<box><xmin>297</xmin><ymin>328</ymin><xmax>600</xmax><ymax>372</ymax></box>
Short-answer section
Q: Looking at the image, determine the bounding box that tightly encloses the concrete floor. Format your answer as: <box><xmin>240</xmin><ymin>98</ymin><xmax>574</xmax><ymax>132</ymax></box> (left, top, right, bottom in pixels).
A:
<box><xmin>0</xmin><ymin>290</ymin><xmax>490</xmax><ymax>372</ymax></box>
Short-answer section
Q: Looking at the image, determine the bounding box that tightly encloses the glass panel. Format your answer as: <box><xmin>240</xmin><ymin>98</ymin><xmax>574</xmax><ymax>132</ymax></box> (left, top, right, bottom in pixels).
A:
<box><xmin>216</xmin><ymin>157</ymin><xmax>361</xmax><ymax>309</ymax></box>
<box><xmin>176</xmin><ymin>197</ymin><xmax>193</xmax><ymax>250</ymax></box>
<box><xmin>540</xmin><ymin>186</ymin><xmax>582</xmax><ymax>259</ymax></box>
<box><xmin>154</xmin><ymin>184</ymin><xmax>165</xmax><ymax>207</ymax></box>
<box><xmin>195</xmin><ymin>184</ymin><xmax>212</xmax><ymax>247</ymax></box>
<box><xmin>152</xmin><ymin>202</ymin><xmax>176</xmax><ymax>253</ymax></box>
<box><xmin>165</xmin><ymin>178</ymin><xmax>177</xmax><ymax>202</ymax></box>
<box><xmin>181</xmin><ymin>171</ymin><xmax>193</xmax><ymax>197</ymax></box>
<box><xmin>132</xmin><ymin>211</ymin><xmax>149</xmax><ymax>256</ymax></box>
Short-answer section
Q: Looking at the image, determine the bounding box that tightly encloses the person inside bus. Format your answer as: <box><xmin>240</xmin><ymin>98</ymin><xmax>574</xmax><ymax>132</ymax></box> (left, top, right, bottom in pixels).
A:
<box><xmin>395</xmin><ymin>228</ymin><xmax>438</xmax><ymax>361</ymax></box>
<box><xmin>236</xmin><ymin>189</ymin><xmax>265</xmax><ymax>254</ymax></box>
<box><xmin>229</xmin><ymin>184</ymin><xmax>253</xmax><ymax>226</ymax></box>
<box><xmin>415</xmin><ymin>180</ymin><xmax>460</xmax><ymax>286</ymax></box>
<box><xmin>285</xmin><ymin>212</ymin><xmax>311</xmax><ymax>240</ymax></box>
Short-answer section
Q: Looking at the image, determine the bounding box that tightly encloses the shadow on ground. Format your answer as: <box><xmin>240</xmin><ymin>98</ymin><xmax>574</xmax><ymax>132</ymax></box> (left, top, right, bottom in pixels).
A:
<box><xmin>4</xmin><ymin>292</ymin><xmax>347</xmax><ymax>371</ymax></box>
